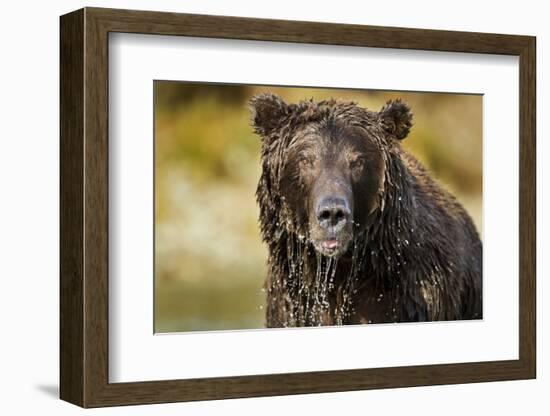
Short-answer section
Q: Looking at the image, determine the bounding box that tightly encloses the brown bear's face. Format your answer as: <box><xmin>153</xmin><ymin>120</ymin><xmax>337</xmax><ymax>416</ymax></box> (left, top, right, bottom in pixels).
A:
<box><xmin>251</xmin><ymin>93</ymin><xmax>412</xmax><ymax>258</ymax></box>
<box><xmin>278</xmin><ymin>123</ymin><xmax>385</xmax><ymax>257</ymax></box>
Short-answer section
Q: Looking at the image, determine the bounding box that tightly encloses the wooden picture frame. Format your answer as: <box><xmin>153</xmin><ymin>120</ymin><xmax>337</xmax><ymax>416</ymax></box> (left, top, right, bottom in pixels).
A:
<box><xmin>60</xmin><ymin>7</ymin><xmax>536</xmax><ymax>408</ymax></box>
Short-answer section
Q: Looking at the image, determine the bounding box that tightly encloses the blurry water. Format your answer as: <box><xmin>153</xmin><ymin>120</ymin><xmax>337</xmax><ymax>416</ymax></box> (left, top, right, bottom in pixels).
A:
<box><xmin>155</xmin><ymin>278</ymin><xmax>264</xmax><ymax>332</ymax></box>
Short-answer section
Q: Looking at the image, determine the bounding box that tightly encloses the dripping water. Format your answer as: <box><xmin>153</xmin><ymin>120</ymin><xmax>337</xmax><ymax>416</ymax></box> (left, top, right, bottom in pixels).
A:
<box><xmin>279</xmin><ymin>230</ymin><xmax>367</xmax><ymax>327</ymax></box>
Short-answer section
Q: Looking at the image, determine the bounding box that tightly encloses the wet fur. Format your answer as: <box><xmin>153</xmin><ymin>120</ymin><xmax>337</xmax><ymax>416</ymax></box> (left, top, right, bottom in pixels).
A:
<box><xmin>251</xmin><ymin>94</ymin><xmax>482</xmax><ymax>327</ymax></box>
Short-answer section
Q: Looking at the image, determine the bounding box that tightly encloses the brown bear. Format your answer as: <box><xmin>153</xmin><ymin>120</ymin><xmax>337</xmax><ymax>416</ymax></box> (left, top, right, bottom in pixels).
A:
<box><xmin>250</xmin><ymin>93</ymin><xmax>482</xmax><ymax>327</ymax></box>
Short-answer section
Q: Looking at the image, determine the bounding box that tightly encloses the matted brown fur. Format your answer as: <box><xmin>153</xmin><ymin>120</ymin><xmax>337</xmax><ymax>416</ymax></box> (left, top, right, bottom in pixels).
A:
<box><xmin>251</xmin><ymin>93</ymin><xmax>482</xmax><ymax>327</ymax></box>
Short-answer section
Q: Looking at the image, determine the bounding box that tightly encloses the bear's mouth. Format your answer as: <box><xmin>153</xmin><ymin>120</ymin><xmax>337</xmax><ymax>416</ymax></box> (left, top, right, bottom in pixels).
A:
<box><xmin>313</xmin><ymin>236</ymin><xmax>351</xmax><ymax>258</ymax></box>
<box><xmin>308</xmin><ymin>215</ymin><xmax>354</xmax><ymax>258</ymax></box>
<box><xmin>322</xmin><ymin>239</ymin><xmax>340</xmax><ymax>252</ymax></box>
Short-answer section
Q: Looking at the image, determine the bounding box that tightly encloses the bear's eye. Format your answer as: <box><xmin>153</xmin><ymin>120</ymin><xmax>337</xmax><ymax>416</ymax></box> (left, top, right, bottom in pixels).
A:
<box><xmin>350</xmin><ymin>157</ymin><xmax>365</xmax><ymax>171</ymax></box>
<box><xmin>298</xmin><ymin>155</ymin><xmax>315</xmax><ymax>168</ymax></box>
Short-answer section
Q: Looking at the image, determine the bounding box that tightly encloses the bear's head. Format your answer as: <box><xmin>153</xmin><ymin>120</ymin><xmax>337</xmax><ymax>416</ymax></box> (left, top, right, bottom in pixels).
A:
<box><xmin>251</xmin><ymin>93</ymin><xmax>412</xmax><ymax>258</ymax></box>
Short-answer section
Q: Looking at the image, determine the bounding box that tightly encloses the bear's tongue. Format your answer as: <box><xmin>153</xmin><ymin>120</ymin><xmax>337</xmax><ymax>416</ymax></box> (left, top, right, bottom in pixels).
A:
<box><xmin>322</xmin><ymin>239</ymin><xmax>339</xmax><ymax>250</ymax></box>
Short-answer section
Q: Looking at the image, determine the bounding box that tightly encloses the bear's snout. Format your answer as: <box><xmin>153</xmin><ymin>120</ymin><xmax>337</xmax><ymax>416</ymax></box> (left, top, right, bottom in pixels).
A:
<box><xmin>308</xmin><ymin>172</ymin><xmax>354</xmax><ymax>257</ymax></box>
<box><xmin>316</xmin><ymin>197</ymin><xmax>351</xmax><ymax>232</ymax></box>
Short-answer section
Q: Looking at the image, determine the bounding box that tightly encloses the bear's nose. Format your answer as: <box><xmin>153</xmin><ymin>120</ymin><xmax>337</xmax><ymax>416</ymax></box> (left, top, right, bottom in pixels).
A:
<box><xmin>316</xmin><ymin>197</ymin><xmax>351</xmax><ymax>230</ymax></box>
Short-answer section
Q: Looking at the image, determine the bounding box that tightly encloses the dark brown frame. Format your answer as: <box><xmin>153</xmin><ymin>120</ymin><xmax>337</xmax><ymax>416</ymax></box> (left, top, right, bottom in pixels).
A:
<box><xmin>60</xmin><ymin>7</ymin><xmax>536</xmax><ymax>408</ymax></box>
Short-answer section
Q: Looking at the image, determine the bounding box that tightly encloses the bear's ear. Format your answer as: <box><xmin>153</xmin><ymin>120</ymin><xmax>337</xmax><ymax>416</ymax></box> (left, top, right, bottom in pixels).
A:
<box><xmin>378</xmin><ymin>99</ymin><xmax>413</xmax><ymax>140</ymax></box>
<box><xmin>250</xmin><ymin>93</ymin><xmax>290</xmax><ymax>137</ymax></box>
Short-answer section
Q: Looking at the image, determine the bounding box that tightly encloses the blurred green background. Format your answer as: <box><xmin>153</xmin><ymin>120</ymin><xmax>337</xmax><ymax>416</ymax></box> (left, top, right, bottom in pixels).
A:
<box><xmin>154</xmin><ymin>81</ymin><xmax>482</xmax><ymax>333</ymax></box>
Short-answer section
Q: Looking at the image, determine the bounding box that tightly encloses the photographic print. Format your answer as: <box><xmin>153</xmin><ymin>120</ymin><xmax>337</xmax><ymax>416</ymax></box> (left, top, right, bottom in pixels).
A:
<box><xmin>154</xmin><ymin>82</ymin><xmax>482</xmax><ymax>333</ymax></box>
<box><xmin>60</xmin><ymin>9</ymin><xmax>535</xmax><ymax>406</ymax></box>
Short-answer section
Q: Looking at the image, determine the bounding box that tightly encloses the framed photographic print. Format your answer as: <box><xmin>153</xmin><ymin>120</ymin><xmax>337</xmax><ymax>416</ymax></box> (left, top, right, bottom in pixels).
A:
<box><xmin>60</xmin><ymin>7</ymin><xmax>536</xmax><ymax>408</ymax></box>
